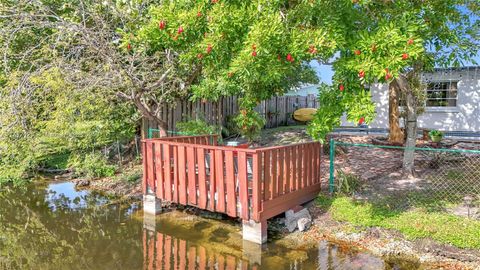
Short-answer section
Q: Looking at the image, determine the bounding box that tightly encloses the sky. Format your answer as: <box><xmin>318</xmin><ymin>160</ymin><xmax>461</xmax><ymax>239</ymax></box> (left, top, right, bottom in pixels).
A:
<box><xmin>311</xmin><ymin>54</ymin><xmax>480</xmax><ymax>86</ymax></box>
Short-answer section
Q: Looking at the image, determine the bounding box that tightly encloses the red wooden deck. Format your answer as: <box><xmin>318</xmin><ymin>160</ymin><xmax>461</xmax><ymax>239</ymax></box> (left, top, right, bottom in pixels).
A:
<box><xmin>142</xmin><ymin>135</ymin><xmax>322</xmax><ymax>223</ymax></box>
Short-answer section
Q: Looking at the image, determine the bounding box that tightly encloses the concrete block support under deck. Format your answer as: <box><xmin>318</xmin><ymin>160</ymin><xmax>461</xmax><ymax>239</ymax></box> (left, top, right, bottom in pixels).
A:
<box><xmin>143</xmin><ymin>195</ymin><xmax>162</xmax><ymax>231</ymax></box>
<box><xmin>143</xmin><ymin>194</ymin><xmax>162</xmax><ymax>215</ymax></box>
<box><xmin>242</xmin><ymin>220</ymin><xmax>267</xmax><ymax>245</ymax></box>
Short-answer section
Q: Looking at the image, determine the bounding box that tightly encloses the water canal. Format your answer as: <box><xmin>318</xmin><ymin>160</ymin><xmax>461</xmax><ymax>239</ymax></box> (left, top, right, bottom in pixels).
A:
<box><xmin>0</xmin><ymin>181</ymin><xmax>419</xmax><ymax>269</ymax></box>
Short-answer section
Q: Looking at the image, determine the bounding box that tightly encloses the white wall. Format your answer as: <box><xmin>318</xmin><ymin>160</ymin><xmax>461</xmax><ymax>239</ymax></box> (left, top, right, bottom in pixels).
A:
<box><xmin>341</xmin><ymin>68</ymin><xmax>480</xmax><ymax>132</ymax></box>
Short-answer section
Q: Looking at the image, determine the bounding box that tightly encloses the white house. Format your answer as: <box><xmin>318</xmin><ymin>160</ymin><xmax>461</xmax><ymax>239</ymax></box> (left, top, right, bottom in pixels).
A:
<box><xmin>342</xmin><ymin>66</ymin><xmax>480</xmax><ymax>132</ymax></box>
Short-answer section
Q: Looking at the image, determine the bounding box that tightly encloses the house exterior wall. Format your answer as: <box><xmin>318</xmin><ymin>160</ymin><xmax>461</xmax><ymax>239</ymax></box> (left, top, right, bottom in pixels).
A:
<box><xmin>341</xmin><ymin>68</ymin><xmax>480</xmax><ymax>132</ymax></box>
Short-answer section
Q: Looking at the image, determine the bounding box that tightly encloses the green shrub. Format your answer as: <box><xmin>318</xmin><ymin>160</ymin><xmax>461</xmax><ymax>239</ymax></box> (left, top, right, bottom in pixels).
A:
<box><xmin>428</xmin><ymin>129</ymin><xmax>444</xmax><ymax>137</ymax></box>
<box><xmin>336</xmin><ymin>170</ymin><xmax>360</xmax><ymax>195</ymax></box>
<box><xmin>74</xmin><ymin>153</ymin><xmax>116</xmax><ymax>179</ymax></box>
<box><xmin>176</xmin><ymin>119</ymin><xmax>221</xmax><ymax>136</ymax></box>
<box><xmin>115</xmin><ymin>168</ymin><xmax>142</xmax><ymax>184</ymax></box>
<box><xmin>234</xmin><ymin>110</ymin><xmax>265</xmax><ymax>143</ymax></box>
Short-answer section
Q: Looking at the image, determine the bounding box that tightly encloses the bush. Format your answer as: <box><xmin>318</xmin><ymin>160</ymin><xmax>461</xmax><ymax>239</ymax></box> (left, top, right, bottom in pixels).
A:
<box><xmin>234</xmin><ymin>110</ymin><xmax>265</xmax><ymax>143</ymax></box>
<box><xmin>74</xmin><ymin>153</ymin><xmax>116</xmax><ymax>179</ymax></box>
<box><xmin>176</xmin><ymin>119</ymin><xmax>221</xmax><ymax>136</ymax></box>
<box><xmin>116</xmin><ymin>168</ymin><xmax>142</xmax><ymax>184</ymax></box>
<box><xmin>336</xmin><ymin>170</ymin><xmax>360</xmax><ymax>195</ymax></box>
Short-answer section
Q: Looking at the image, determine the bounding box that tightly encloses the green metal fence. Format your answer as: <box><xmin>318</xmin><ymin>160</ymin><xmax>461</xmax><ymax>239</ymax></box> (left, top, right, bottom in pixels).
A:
<box><xmin>147</xmin><ymin>128</ymin><xmax>188</xmax><ymax>139</ymax></box>
<box><xmin>329</xmin><ymin>139</ymin><xmax>480</xmax><ymax>215</ymax></box>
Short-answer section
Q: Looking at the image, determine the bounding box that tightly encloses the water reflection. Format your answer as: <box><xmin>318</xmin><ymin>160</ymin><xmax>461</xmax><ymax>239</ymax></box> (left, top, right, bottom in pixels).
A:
<box><xmin>0</xmin><ymin>181</ymin><xmax>417</xmax><ymax>270</ymax></box>
<box><xmin>142</xmin><ymin>213</ymin><xmax>412</xmax><ymax>270</ymax></box>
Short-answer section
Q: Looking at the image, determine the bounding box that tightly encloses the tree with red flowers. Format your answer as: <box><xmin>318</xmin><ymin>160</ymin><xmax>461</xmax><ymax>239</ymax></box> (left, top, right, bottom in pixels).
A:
<box><xmin>132</xmin><ymin>0</ymin><xmax>339</xmax><ymax>137</ymax></box>
<box><xmin>308</xmin><ymin>0</ymin><xmax>480</xmax><ymax>175</ymax></box>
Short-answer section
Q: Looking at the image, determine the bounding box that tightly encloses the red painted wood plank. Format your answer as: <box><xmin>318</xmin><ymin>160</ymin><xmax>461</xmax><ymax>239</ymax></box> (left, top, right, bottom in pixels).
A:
<box><xmin>312</xmin><ymin>143</ymin><xmax>319</xmax><ymax>184</ymax></box>
<box><xmin>197</xmin><ymin>148</ymin><xmax>208</xmax><ymax>209</ymax></box>
<box><xmin>290</xmin><ymin>146</ymin><xmax>296</xmax><ymax>192</ymax></box>
<box><xmin>179</xmin><ymin>240</ymin><xmax>187</xmax><ymax>270</ymax></box>
<box><xmin>142</xmin><ymin>142</ymin><xmax>147</xmax><ymax>194</ymax></box>
<box><xmin>263</xmin><ymin>151</ymin><xmax>271</xmax><ymax>201</ymax></box>
<box><xmin>238</xmin><ymin>152</ymin><xmax>249</xmax><ymax>220</ymax></box>
<box><xmin>178</xmin><ymin>146</ymin><xmax>187</xmax><ymax>205</ymax></box>
<box><xmin>306</xmin><ymin>144</ymin><xmax>312</xmax><ymax>187</ymax></box>
<box><xmin>173</xmin><ymin>146</ymin><xmax>179</xmax><ymax>203</ymax></box>
<box><xmin>208</xmin><ymin>150</ymin><xmax>216</xmax><ymax>211</ymax></box>
<box><xmin>271</xmin><ymin>149</ymin><xmax>278</xmax><ymax>199</ymax></box>
<box><xmin>277</xmin><ymin>148</ymin><xmax>284</xmax><ymax>195</ymax></box>
<box><xmin>187</xmin><ymin>147</ymin><xmax>197</xmax><ymax>205</ymax></box>
<box><xmin>296</xmin><ymin>145</ymin><xmax>302</xmax><ymax>190</ymax></box>
<box><xmin>252</xmin><ymin>153</ymin><xmax>261</xmax><ymax>222</ymax></box>
<box><xmin>318</xmin><ymin>143</ymin><xmax>322</xmax><ymax>184</ymax></box>
<box><xmin>155</xmin><ymin>143</ymin><xmax>164</xmax><ymax>199</ymax></box>
<box><xmin>215</xmin><ymin>150</ymin><xmax>226</xmax><ymax>213</ymax></box>
<box><xmin>146</xmin><ymin>142</ymin><xmax>155</xmax><ymax>193</ymax></box>
<box><xmin>164</xmin><ymin>145</ymin><xmax>172</xmax><ymax>201</ymax></box>
<box><xmin>156</xmin><ymin>233</ymin><xmax>164</xmax><ymax>270</ymax></box>
<box><xmin>188</xmin><ymin>246</ymin><xmax>196</xmax><ymax>270</ymax></box>
<box><xmin>302</xmin><ymin>144</ymin><xmax>309</xmax><ymax>188</ymax></box>
<box><xmin>225</xmin><ymin>151</ymin><xmax>236</xmax><ymax>217</ymax></box>
<box><xmin>284</xmin><ymin>146</ymin><xmax>291</xmax><ymax>194</ymax></box>
<box><xmin>310</xmin><ymin>143</ymin><xmax>317</xmax><ymax>185</ymax></box>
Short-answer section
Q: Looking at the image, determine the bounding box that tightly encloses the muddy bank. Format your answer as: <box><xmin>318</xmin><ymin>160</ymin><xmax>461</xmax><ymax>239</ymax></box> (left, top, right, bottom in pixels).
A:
<box><xmin>281</xmin><ymin>204</ymin><xmax>480</xmax><ymax>270</ymax></box>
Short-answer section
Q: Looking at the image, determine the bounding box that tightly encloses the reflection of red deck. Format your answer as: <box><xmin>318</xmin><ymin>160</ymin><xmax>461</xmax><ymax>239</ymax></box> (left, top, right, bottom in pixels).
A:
<box><xmin>142</xmin><ymin>135</ymin><xmax>322</xmax><ymax>223</ymax></box>
<box><xmin>143</xmin><ymin>231</ymin><xmax>245</xmax><ymax>270</ymax></box>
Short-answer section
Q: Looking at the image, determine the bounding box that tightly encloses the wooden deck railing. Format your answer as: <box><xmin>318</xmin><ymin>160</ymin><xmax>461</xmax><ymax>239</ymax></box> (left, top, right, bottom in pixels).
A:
<box><xmin>142</xmin><ymin>135</ymin><xmax>322</xmax><ymax>222</ymax></box>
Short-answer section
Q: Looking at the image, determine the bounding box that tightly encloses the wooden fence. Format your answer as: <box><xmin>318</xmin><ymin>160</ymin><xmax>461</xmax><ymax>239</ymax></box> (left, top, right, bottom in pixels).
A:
<box><xmin>142</xmin><ymin>94</ymin><xmax>318</xmax><ymax>138</ymax></box>
<box><xmin>142</xmin><ymin>135</ymin><xmax>322</xmax><ymax>223</ymax></box>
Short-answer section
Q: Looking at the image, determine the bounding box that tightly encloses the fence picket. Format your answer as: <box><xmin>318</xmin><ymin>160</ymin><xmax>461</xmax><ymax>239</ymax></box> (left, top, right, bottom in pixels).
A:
<box><xmin>178</xmin><ymin>146</ymin><xmax>187</xmax><ymax>204</ymax></box>
<box><xmin>208</xmin><ymin>150</ymin><xmax>216</xmax><ymax>211</ymax></box>
<box><xmin>263</xmin><ymin>151</ymin><xmax>271</xmax><ymax>200</ymax></box>
<box><xmin>238</xmin><ymin>152</ymin><xmax>249</xmax><ymax>220</ymax></box>
<box><xmin>277</xmin><ymin>148</ymin><xmax>284</xmax><ymax>195</ymax></box>
<box><xmin>271</xmin><ymin>149</ymin><xmax>278</xmax><ymax>198</ymax></box>
<box><xmin>173</xmin><ymin>146</ymin><xmax>179</xmax><ymax>203</ymax></box>
<box><xmin>215</xmin><ymin>150</ymin><xmax>226</xmax><ymax>212</ymax></box>
<box><xmin>197</xmin><ymin>148</ymin><xmax>208</xmax><ymax>209</ymax></box>
<box><xmin>225</xmin><ymin>151</ymin><xmax>236</xmax><ymax>217</ymax></box>
<box><xmin>163</xmin><ymin>145</ymin><xmax>172</xmax><ymax>201</ymax></box>
<box><xmin>146</xmin><ymin>142</ymin><xmax>155</xmax><ymax>192</ymax></box>
<box><xmin>252</xmin><ymin>153</ymin><xmax>261</xmax><ymax>221</ymax></box>
<box><xmin>296</xmin><ymin>145</ymin><xmax>303</xmax><ymax>190</ymax></box>
<box><xmin>155</xmin><ymin>142</ymin><xmax>164</xmax><ymax>199</ymax></box>
<box><xmin>187</xmin><ymin>147</ymin><xmax>197</xmax><ymax>205</ymax></box>
<box><xmin>284</xmin><ymin>147</ymin><xmax>291</xmax><ymax>194</ymax></box>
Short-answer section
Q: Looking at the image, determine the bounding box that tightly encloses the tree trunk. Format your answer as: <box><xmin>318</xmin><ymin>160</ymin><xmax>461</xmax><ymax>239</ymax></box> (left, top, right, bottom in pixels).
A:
<box><xmin>396</xmin><ymin>75</ymin><xmax>417</xmax><ymax>177</ymax></box>
<box><xmin>133</xmin><ymin>98</ymin><xmax>168</xmax><ymax>137</ymax></box>
<box><xmin>388</xmin><ymin>80</ymin><xmax>404</xmax><ymax>144</ymax></box>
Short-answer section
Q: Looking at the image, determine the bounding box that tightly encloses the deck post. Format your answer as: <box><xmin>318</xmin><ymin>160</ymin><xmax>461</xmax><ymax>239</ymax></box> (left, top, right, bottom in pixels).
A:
<box><xmin>143</xmin><ymin>194</ymin><xmax>162</xmax><ymax>215</ymax></box>
<box><xmin>242</xmin><ymin>219</ymin><xmax>267</xmax><ymax>244</ymax></box>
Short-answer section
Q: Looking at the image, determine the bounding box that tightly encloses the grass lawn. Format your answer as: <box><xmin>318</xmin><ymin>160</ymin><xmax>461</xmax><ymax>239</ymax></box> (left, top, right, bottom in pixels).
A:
<box><xmin>316</xmin><ymin>195</ymin><xmax>480</xmax><ymax>249</ymax></box>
